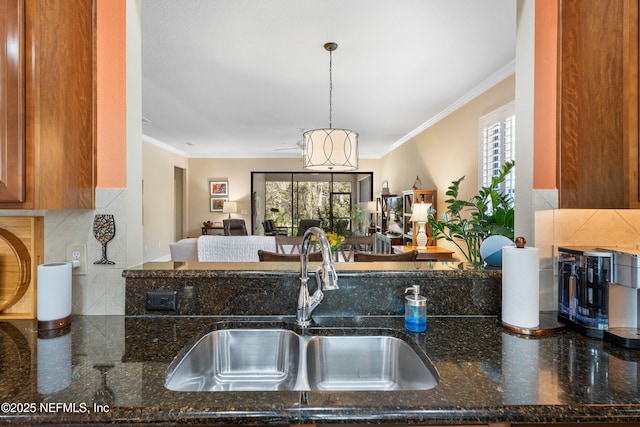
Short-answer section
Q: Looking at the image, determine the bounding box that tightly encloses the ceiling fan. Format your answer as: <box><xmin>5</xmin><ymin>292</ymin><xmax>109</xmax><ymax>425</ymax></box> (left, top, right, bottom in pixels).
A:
<box><xmin>274</xmin><ymin>139</ymin><xmax>305</xmax><ymax>154</ymax></box>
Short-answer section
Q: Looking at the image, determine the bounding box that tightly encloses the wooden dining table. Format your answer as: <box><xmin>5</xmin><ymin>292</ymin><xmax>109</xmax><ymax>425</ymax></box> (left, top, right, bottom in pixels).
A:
<box><xmin>392</xmin><ymin>245</ymin><xmax>455</xmax><ymax>261</ymax></box>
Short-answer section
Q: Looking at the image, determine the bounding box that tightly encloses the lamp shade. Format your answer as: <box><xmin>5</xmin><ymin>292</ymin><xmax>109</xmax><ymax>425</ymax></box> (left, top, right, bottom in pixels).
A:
<box><xmin>410</xmin><ymin>202</ymin><xmax>432</xmax><ymax>222</ymax></box>
<box><xmin>222</xmin><ymin>201</ymin><xmax>237</xmax><ymax>214</ymax></box>
<box><xmin>366</xmin><ymin>201</ymin><xmax>377</xmax><ymax>213</ymax></box>
<box><xmin>303</xmin><ymin>128</ymin><xmax>358</xmax><ymax>171</ymax></box>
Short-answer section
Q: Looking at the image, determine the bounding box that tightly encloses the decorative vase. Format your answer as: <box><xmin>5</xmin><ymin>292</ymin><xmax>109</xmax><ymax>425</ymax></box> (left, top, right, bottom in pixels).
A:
<box><xmin>480</xmin><ymin>235</ymin><xmax>514</xmax><ymax>267</ymax></box>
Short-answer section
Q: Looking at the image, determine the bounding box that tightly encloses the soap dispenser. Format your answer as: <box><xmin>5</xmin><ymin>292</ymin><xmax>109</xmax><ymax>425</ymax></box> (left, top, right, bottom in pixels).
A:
<box><xmin>404</xmin><ymin>285</ymin><xmax>427</xmax><ymax>332</ymax></box>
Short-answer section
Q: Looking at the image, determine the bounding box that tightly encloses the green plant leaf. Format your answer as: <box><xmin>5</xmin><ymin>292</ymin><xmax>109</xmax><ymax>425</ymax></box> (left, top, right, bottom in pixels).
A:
<box><xmin>428</xmin><ymin>160</ymin><xmax>515</xmax><ymax>264</ymax></box>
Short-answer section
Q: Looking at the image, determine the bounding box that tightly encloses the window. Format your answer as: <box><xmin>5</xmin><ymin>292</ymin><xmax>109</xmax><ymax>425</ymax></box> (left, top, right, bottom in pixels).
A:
<box><xmin>479</xmin><ymin>101</ymin><xmax>515</xmax><ymax>202</ymax></box>
<box><xmin>252</xmin><ymin>172</ymin><xmax>373</xmax><ymax>235</ymax></box>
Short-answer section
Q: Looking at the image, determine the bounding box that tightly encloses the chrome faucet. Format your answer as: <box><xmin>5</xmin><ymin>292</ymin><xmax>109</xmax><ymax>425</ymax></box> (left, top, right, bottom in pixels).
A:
<box><xmin>296</xmin><ymin>227</ymin><xmax>338</xmax><ymax>327</ymax></box>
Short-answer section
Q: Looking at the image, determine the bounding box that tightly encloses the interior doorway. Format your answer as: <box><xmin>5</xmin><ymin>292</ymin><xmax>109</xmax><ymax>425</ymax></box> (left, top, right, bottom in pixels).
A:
<box><xmin>174</xmin><ymin>167</ymin><xmax>186</xmax><ymax>241</ymax></box>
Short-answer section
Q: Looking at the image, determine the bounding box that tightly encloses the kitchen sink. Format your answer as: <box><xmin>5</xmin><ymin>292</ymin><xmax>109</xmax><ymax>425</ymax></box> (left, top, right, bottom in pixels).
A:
<box><xmin>164</xmin><ymin>329</ymin><xmax>300</xmax><ymax>391</ymax></box>
<box><xmin>305</xmin><ymin>335</ymin><xmax>438</xmax><ymax>391</ymax></box>
<box><xmin>165</xmin><ymin>328</ymin><xmax>439</xmax><ymax>392</ymax></box>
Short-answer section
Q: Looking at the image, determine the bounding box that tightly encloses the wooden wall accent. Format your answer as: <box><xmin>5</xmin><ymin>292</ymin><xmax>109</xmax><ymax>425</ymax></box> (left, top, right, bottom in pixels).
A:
<box><xmin>0</xmin><ymin>216</ymin><xmax>43</xmax><ymax>319</ymax></box>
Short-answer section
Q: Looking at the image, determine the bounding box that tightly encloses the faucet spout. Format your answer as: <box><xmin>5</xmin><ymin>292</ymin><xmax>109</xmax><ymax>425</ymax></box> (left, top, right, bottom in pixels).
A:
<box><xmin>296</xmin><ymin>227</ymin><xmax>339</xmax><ymax>327</ymax></box>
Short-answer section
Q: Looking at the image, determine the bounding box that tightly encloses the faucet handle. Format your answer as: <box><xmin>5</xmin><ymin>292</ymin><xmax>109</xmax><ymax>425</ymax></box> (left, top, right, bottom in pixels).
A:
<box><xmin>316</xmin><ymin>264</ymin><xmax>338</xmax><ymax>291</ymax></box>
<box><xmin>324</xmin><ymin>263</ymin><xmax>339</xmax><ymax>290</ymax></box>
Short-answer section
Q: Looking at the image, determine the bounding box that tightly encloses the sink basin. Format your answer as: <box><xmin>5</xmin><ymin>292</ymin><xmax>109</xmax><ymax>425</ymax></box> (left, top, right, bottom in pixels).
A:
<box><xmin>305</xmin><ymin>336</ymin><xmax>438</xmax><ymax>391</ymax></box>
<box><xmin>165</xmin><ymin>329</ymin><xmax>300</xmax><ymax>391</ymax></box>
<box><xmin>165</xmin><ymin>328</ymin><xmax>439</xmax><ymax>392</ymax></box>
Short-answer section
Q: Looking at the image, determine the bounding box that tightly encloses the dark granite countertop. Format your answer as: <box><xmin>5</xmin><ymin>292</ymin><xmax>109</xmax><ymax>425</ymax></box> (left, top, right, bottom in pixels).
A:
<box><xmin>123</xmin><ymin>262</ymin><xmax>503</xmax><ymax>317</ymax></box>
<box><xmin>2</xmin><ymin>313</ymin><xmax>640</xmax><ymax>426</ymax></box>
<box><xmin>123</xmin><ymin>260</ymin><xmax>503</xmax><ymax>278</ymax></box>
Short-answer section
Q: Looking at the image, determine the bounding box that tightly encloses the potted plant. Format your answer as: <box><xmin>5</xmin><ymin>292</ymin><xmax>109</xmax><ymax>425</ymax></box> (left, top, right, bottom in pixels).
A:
<box><xmin>428</xmin><ymin>160</ymin><xmax>515</xmax><ymax>267</ymax></box>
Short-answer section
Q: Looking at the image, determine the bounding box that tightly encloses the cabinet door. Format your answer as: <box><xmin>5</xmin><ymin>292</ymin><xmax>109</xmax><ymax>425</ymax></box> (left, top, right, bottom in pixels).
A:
<box><xmin>0</xmin><ymin>0</ymin><xmax>95</xmax><ymax>209</ymax></box>
<box><xmin>559</xmin><ymin>0</ymin><xmax>639</xmax><ymax>208</ymax></box>
<box><xmin>0</xmin><ymin>0</ymin><xmax>26</xmax><ymax>203</ymax></box>
<box><xmin>27</xmin><ymin>0</ymin><xmax>95</xmax><ymax>209</ymax></box>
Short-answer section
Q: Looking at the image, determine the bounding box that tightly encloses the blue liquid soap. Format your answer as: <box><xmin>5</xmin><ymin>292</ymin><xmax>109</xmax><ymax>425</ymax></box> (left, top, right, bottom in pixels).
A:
<box><xmin>405</xmin><ymin>312</ymin><xmax>427</xmax><ymax>332</ymax></box>
<box><xmin>405</xmin><ymin>285</ymin><xmax>427</xmax><ymax>332</ymax></box>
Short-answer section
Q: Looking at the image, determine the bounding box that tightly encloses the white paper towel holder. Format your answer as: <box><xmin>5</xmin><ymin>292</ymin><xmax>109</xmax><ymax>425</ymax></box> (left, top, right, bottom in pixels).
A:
<box><xmin>37</xmin><ymin>260</ymin><xmax>80</xmax><ymax>331</ymax></box>
<box><xmin>498</xmin><ymin>314</ymin><xmax>565</xmax><ymax>336</ymax></box>
<box><xmin>499</xmin><ymin>237</ymin><xmax>565</xmax><ymax>336</ymax></box>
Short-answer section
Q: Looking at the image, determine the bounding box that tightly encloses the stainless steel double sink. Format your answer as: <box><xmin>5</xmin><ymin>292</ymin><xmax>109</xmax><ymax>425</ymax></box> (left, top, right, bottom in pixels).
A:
<box><xmin>165</xmin><ymin>327</ymin><xmax>439</xmax><ymax>392</ymax></box>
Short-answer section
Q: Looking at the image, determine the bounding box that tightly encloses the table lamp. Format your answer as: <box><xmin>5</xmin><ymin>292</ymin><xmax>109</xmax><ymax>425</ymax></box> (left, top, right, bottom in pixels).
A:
<box><xmin>409</xmin><ymin>202</ymin><xmax>432</xmax><ymax>249</ymax></box>
<box><xmin>222</xmin><ymin>201</ymin><xmax>237</xmax><ymax>219</ymax></box>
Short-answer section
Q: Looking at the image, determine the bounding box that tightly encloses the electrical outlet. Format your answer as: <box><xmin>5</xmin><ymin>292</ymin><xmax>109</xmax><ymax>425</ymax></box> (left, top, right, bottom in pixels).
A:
<box><xmin>146</xmin><ymin>290</ymin><xmax>177</xmax><ymax>311</ymax></box>
<box><xmin>66</xmin><ymin>244</ymin><xmax>87</xmax><ymax>275</ymax></box>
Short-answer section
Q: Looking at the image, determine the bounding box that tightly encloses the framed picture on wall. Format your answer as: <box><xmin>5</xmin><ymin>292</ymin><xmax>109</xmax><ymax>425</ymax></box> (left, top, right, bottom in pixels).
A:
<box><xmin>209</xmin><ymin>180</ymin><xmax>228</xmax><ymax>196</ymax></box>
<box><xmin>210</xmin><ymin>197</ymin><xmax>227</xmax><ymax>212</ymax></box>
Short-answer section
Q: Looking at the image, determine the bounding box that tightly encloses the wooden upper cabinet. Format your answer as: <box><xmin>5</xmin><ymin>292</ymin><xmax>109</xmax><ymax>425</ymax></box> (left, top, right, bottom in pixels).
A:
<box><xmin>0</xmin><ymin>0</ymin><xmax>95</xmax><ymax>210</ymax></box>
<box><xmin>559</xmin><ymin>0</ymin><xmax>639</xmax><ymax>208</ymax></box>
<box><xmin>0</xmin><ymin>0</ymin><xmax>26</xmax><ymax>203</ymax></box>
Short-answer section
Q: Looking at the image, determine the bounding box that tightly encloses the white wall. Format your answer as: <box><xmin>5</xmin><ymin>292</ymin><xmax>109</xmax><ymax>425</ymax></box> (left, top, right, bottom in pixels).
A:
<box><xmin>126</xmin><ymin>0</ymin><xmax>144</xmax><ymax>269</ymax></box>
<box><xmin>142</xmin><ymin>139</ymin><xmax>188</xmax><ymax>262</ymax></box>
<box><xmin>514</xmin><ymin>0</ymin><xmax>535</xmax><ymax>246</ymax></box>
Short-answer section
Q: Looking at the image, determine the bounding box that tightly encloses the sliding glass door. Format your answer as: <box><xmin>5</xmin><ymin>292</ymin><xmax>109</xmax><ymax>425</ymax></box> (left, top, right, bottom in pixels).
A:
<box><xmin>252</xmin><ymin>172</ymin><xmax>373</xmax><ymax>236</ymax></box>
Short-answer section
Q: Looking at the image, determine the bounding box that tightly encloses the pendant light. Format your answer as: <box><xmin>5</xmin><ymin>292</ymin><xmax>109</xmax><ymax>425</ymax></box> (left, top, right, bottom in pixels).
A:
<box><xmin>303</xmin><ymin>42</ymin><xmax>359</xmax><ymax>171</ymax></box>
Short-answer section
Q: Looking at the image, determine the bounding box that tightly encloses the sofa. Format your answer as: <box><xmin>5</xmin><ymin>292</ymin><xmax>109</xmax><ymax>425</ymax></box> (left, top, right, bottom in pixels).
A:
<box><xmin>169</xmin><ymin>238</ymin><xmax>199</xmax><ymax>262</ymax></box>
<box><xmin>197</xmin><ymin>235</ymin><xmax>276</xmax><ymax>262</ymax></box>
<box><xmin>169</xmin><ymin>236</ymin><xmax>277</xmax><ymax>262</ymax></box>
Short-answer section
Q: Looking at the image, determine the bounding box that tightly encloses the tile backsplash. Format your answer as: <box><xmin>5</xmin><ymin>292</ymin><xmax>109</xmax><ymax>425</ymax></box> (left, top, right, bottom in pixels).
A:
<box><xmin>54</xmin><ymin>188</ymin><xmax>127</xmax><ymax>315</ymax></box>
<box><xmin>534</xmin><ymin>189</ymin><xmax>640</xmax><ymax>310</ymax></box>
<box><xmin>3</xmin><ymin>188</ymin><xmax>128</xmax><ymax>315</ymax></box>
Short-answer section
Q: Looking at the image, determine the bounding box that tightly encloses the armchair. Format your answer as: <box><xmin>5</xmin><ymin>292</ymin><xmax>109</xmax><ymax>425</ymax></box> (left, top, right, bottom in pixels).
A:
<box><xmin>296</xmin><ymin>219</ymin><xmax>321</xmax><ymax>236</ymax></box>
<box><xmin>263</xmin><ymin>219</ymin><xmax>288</xmax><ymax>236</ymax></box>
<box><xmin>223</xmin><ymin>219</ymin><xmax>248</xmax><ymax>236</ymax></box>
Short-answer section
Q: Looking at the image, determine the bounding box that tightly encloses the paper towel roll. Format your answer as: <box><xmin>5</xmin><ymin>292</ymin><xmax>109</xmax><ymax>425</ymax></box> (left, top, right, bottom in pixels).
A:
<box><xmin>37</xmin><ymin>262</ymin><xmax>72</xmax><ymax>329</ymax></box>
<box><xmin>502</xmin><ymin>246</ymin><xmax>539</xmax><ymax>328</ymax></box>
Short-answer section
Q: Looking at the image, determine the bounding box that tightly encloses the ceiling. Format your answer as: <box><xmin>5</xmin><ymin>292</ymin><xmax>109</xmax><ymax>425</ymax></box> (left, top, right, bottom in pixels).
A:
<box><xmin>141</xmin><ymin>0</ymin><xmax>516</xmax><ymax>159</ymax></box>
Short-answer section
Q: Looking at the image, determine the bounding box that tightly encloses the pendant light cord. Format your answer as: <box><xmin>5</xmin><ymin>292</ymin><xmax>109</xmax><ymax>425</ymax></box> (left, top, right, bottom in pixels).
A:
<box><xmin>328</xmin><ymin>48</ymin><xmax>333</xmax><ymax>129</ymax></box>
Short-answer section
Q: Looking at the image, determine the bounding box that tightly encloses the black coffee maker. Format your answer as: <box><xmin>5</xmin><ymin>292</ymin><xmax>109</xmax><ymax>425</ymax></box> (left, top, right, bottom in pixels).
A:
<box><xmin>558</xmin><ymin>246</ymin><xmax>612</xmax><ymax>338</ymax></box>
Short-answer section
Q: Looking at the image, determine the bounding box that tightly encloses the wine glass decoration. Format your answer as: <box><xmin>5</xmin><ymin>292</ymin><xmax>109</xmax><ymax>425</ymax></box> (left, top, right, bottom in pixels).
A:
<box><xmin>93</xmin><ymin>214</ymin><xmax>115</xmax><ymax>265</ymax></box>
